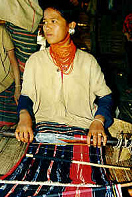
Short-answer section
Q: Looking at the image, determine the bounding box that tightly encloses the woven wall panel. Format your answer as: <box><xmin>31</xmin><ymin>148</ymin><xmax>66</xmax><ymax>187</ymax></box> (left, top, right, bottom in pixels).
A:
<box><xmin>0</xmin><ymin>137</ymin><xmax>27</xmax><ymax>175</ymax></box>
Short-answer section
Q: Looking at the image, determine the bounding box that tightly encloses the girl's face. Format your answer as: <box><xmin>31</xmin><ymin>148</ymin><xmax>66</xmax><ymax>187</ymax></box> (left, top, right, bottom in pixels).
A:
<box><xmin>43</xmin><ymin>8</ymin><xmax>70</xmax><ymax>45</ymax></box>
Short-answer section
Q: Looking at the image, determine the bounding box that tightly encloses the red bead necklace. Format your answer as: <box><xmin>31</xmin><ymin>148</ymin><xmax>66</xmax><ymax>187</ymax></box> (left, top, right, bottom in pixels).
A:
<box><xmin>50</xmin><ymin>33</ymin><xmax>76</xmax><ymax>76</ymax></box>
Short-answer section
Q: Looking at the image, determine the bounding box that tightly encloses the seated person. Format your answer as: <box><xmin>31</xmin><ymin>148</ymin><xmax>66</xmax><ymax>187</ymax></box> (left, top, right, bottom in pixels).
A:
<box><xmin>15</xmin><ymin>0</ymin><xmax>113</xmax><ymax>147</ymax></box>
<box><xmin>0</xmin><ymin>23</ymin><xmax>21</xmax><ymax>126</ymax></box>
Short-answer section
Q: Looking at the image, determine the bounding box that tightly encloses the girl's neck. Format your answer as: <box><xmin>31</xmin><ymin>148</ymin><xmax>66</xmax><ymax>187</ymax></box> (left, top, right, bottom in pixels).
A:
<box><xmin>51</xmin><ymin>33</ymin><xmax>71</xmax><ymax>47</ymax></box>
<box><xmin>49</xmin><ymin>33</ymin><xmax>76</xmax><ymax>76</ymax></box>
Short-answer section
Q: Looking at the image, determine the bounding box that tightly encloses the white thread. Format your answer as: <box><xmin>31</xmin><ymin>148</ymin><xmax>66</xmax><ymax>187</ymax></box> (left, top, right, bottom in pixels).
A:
<box><xmin>114</xmin><ymin>138</ymin><xmax>122</xmax><ymax>149</ymax></box>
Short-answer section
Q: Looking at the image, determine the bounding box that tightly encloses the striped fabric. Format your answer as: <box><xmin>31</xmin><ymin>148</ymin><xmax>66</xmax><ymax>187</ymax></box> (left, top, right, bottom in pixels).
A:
<box><xmin>0</xmin><ymin>23</ymin><xmax>39</xmax><ymax>126</ymax></box>
<box><xmin>6</xmin><ymin>22</ymin><xmax>38</xmax><ymax>73</ymax></box>
<box><xmin>0</xmin><ymin>122</ymin><xmax>123</xmax><ymax>197</ymax></box>
<box><xmin>0</xmin><ymin>82</ymin><xmax>18</xmax><ymax>127</ymax></box>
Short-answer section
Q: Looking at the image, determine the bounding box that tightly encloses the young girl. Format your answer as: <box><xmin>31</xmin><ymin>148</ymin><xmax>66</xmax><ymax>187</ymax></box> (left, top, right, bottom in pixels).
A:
<box><xmin>15</xmin><ymin>0</ymin><xmax>113</xmax><ymax>147</ymax></box>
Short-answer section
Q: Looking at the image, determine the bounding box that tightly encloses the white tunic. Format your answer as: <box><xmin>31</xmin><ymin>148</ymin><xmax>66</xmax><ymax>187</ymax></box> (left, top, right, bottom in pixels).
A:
<box><xmin>21</xmin><ymin>48</ymin><xmax>111</xmax><ymax>128</ymax></box>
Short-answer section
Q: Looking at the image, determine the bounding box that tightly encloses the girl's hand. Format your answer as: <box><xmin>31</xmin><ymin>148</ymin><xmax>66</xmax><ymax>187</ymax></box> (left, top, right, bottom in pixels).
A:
<box><xmin>87</xmin><ymin>116</ymin><xmax>107</xmax><ymax>147</ymax></box>
<box><xmin>15</xmin><ymin>110</ymin><xmax>34</xmax><ymax>143</ymax></box>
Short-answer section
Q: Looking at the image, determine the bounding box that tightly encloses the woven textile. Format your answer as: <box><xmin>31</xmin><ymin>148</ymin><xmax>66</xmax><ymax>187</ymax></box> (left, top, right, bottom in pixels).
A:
<box><xmin>0</xmin><ymin>83</ymin><xmax>18</xmax><ymax>126</ymax></box>
<box><xmin>0</xmin><ymin>122</ymin><xmax>122</xmax><ymax>197</ymax></box>
<box><xmin>106</xmin><ymin>118</ymin><xmax>132</xmax><ymax>183</ymax></box>
<box><xmin>6</xmin><ymin>22</ymin><xmax>38</xmax><ymax>73</ymax></box>
<box><xmin>105</xmin><ymin>145</ymin><xmax>132</xmax><ymax>183</ymax></box>
<box><xmin>0</xmin><ymin>135</ymin><xmax>27</xmax><ymax>176</ymax></box>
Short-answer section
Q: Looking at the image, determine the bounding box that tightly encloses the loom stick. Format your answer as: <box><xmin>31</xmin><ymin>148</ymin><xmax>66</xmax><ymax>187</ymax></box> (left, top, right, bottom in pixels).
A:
<box><xmin>121</xmin><ymin>182</ymin><xmax>132</xmax><ymax>188</ymax></box>
<box><xmin>0</xmin><ymin>131</ymin><xmax>119</xmax><ymax>145</ymax></box>
<box><xmin>0</xmin><ymin>179</ymin><xmax>101</xmax><ymax>187</ymax></box>
<box><xmin>0</xmin><ymin>131</ymin><xmax>131</xmax><ymax>148</ymax></box>
<box><xmin>0</xmin><ymin>131</ymin><xmax>15</xmax><ymax>137</ymax></box>
<box><xmin>26</xmin><ymin>154</ymin><xmax>131</xmax><ymax>170</ymax></box>
<box><xmin>0</xmin><ymin>179</ymin><xmax>131</xmax><ymax>189</ymax></box>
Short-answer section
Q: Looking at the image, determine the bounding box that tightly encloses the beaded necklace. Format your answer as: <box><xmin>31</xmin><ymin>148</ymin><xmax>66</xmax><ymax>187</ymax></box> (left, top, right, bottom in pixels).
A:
<box><xmin>50</xmin><ymin>33</ymin><xmax>76</xmax><ymax>82</ymax></box>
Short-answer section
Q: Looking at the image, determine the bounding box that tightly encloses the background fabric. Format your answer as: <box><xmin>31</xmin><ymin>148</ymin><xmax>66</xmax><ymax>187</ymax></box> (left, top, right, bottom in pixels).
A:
<box><xmin>0</xmin><ymin>83</ymin><xmax>18</xmax><ymax>126</ymax></box>
<box><xmin>6</xmin><ymin>22</ymin><xmax>39</xmax><ymax>73</ymax></box>
<box><xmin>0</xmin><ymin>0</ymin><xmax>43</xmax><ymax>33</ymax></box>
<box><xmin>0</xmin><ymin>25</ymin><xmax>14</xmax><ymax>93</ymax></box>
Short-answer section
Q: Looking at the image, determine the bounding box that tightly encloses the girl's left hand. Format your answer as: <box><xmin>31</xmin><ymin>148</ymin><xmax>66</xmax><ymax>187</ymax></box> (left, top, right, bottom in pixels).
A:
<box><xmin>87</xmin><ymin>120</ymin><xmax>107</xmax><ymax>147</ymax></box>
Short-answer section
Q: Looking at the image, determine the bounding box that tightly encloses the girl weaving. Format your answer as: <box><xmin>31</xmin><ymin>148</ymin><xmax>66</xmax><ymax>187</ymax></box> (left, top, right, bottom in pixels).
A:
<box><xmin>15</xmin><ymin>0</ymin><xmax>113</xmax><ymax>147</ymax></box>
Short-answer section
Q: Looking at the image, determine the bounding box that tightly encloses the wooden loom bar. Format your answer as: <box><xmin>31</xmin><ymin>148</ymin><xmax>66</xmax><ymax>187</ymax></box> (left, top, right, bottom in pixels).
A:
<box><xmin>0</xmin><ymin>131</ymin><xmax>119</xmax><ymax>146</ymax></box>
<box><xmin>26</xmin><ymin>154</ymin><xmax>131</xmax><ymax>170</ymax></box>
<box><xmin>0</xmin><ymin>179</ymin><xmax>131</xmax><ymax>188</ymax></box>
<box><xmin>0</xmin><ymin>179</ymin><xmax>100</xmax><ymax>187</ymax></box>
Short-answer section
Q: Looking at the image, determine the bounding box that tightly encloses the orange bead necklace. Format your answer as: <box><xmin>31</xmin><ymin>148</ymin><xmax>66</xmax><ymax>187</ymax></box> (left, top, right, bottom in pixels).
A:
<box><xmin>50</xmin><ymin>33</ymin><xmax>76</xmax><ymax>78</ymax></box>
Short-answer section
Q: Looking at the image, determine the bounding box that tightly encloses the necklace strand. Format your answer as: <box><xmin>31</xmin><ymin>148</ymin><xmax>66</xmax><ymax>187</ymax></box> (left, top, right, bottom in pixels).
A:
<box><xmin>50</xmin><ymin>33</ymin><xmax>76</xmax><ymax>75</ymax></box>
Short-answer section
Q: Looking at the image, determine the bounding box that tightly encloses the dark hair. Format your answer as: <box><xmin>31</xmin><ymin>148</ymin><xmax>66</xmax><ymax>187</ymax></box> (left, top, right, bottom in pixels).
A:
<box><xmin>39</xmin><ymin>0</ymin><xmax>79</xmax><ymax>23</ymax></box>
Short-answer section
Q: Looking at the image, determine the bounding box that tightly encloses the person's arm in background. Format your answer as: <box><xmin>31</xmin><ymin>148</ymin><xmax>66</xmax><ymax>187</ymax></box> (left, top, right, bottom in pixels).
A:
<box><xmin>7</xmin><ymin>49</ymin><xmax>21</xmax><ymax>105</ymax></box>
<box><xmin>87</xmin><ymin>93</ymin><xmax>113</xmax><ymax>147</ymax></box>
<box><xmin>3</xmin><ymin>25</ymin><xmax>21</xmax><ymax>104</ymax></box>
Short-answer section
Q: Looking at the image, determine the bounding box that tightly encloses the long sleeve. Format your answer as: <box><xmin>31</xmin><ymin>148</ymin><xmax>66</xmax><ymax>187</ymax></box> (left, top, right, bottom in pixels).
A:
<box><xmin>95</xmin><ymin>94</ymin><xmax>114</xmax><ymax>128</ymax></box>
<box><xmin>17</xmin><ymin>95</ymin><xmax>34</xmax><ymax>118</ymax></box>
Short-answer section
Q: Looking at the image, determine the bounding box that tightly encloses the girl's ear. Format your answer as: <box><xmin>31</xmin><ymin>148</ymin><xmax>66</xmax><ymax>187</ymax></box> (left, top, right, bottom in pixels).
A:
<box><xmin>69</xmin><ymin>21</ymin><xmax>76</xmax><ymax>29</ymax></box>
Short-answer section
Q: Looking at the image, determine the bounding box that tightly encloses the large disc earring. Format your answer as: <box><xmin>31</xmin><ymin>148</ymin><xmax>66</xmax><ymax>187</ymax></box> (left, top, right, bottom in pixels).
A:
<box><xmin>69</xmin><ymin>28</ymin><xmax>75</xmax><ymax>35</ymax></box>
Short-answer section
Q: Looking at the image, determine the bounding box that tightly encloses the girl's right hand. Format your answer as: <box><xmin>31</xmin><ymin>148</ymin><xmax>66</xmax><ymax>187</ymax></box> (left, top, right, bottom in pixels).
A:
<box><xmin>15</xmin><ymin>110</ymin><xmax>34</xmax><ymax>143</ymax></box>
